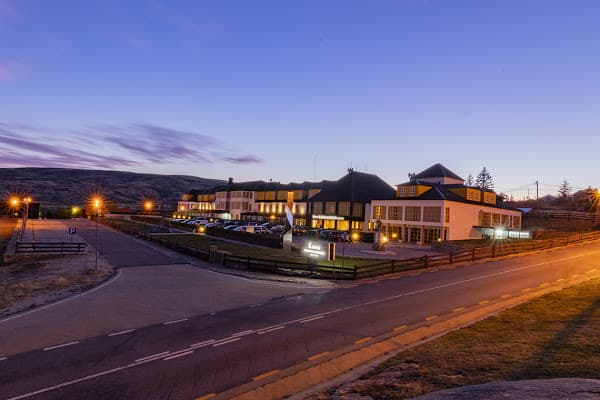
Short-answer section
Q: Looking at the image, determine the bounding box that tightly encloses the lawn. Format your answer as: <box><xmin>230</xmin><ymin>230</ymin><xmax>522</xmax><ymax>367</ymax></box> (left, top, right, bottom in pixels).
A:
<box><xmin>315</xmin><ymin>278</ymin><xmax>600</xmax><ymax>399</ymax></box>
<box><xmin>0</xmin><ymin>219</ymin><xmax>17</xmax><ymax>266</ymax></box>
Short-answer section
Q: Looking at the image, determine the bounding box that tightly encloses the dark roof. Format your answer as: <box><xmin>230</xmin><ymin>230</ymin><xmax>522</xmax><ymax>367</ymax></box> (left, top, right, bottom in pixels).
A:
<box><xmin>186</xmin><ymin>180</ymin><xmax>329</xmax><ymax>197</ymax></box>
<box><xmin>413</xmin><ymin>163</ymin><xmax>463</xmax><ymax>181</ymax></box>
<box><xmin>310</xmin><ymin>170</ymin><xmax>396</xmax><ymax>203</ymax></box>
<box><xmin>396</xmin><ymin>184</ymin><xmax>520</xmax><ymax>211</ymax></box>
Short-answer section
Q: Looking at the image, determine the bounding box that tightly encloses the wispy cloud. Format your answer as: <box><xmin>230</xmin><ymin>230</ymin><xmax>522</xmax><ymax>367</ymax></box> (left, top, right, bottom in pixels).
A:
<box><xmin>0</xmin><ymin>122</ymin><xmax>263</xmax><ymax>170</ymax></box>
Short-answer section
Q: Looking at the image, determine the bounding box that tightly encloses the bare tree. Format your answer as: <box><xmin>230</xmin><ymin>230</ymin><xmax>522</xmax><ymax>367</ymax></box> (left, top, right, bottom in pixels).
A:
<box><xmin>465</xmin><ymin>174</ymin><xmax>474</xmax><ymax>187</ymax></box>
<box><xmin>558</xmin><ymin>180</ymin><xmax>571</xmax><ymax>198</ymax></box>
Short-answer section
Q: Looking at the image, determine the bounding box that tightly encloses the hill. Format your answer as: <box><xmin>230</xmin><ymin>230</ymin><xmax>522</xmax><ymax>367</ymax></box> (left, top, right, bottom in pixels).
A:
<box><xmin>0</xmin><ymin>168</ymin><xmax>223</xmax><ymax>213</ymax></box>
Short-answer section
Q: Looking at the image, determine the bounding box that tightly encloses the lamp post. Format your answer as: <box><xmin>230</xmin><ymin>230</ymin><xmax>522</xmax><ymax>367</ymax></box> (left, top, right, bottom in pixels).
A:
<box><xmin>144</xmin><ymin>200</ymin><xmax>154</xmax><ymax>215</ymax></box>
<box><xmin>93</xmin><ymin>197</ymin><xmax>102</xmax><ymax>271</ymax></box>
<box><xmin>9</xmin><ymin>196</ymin><xmax>32</xmax><ymax>241</ymax></box>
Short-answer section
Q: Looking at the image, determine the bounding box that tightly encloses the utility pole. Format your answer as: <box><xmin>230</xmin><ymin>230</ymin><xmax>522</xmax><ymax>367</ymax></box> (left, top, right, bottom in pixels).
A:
<box><xmin>536</xmin><ymin>180</ymin><xmax>539</xmax><ymax>208</ymax></box>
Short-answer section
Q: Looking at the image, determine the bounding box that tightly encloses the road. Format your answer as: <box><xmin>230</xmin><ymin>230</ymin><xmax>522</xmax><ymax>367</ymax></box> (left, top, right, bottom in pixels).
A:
<box><xmin>1</xmin><ymin>233</ymin><xmax>599</xmax><ymax>400</ymax></box>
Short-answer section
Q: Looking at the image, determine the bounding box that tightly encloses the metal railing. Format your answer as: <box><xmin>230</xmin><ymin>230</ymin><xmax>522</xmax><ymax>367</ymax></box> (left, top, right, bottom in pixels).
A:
<box><xmin>15</xmin><ymin>242</ymin><xmax>87</xmax><ymax>254</ymax></box>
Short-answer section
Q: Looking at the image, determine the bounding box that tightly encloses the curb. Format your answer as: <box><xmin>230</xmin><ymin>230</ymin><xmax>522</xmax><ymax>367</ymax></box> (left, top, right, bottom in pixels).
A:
<box><xmin>215</xmin><ymin>274</ymin><xmax>600</xmax><ymax>400</ymax></box>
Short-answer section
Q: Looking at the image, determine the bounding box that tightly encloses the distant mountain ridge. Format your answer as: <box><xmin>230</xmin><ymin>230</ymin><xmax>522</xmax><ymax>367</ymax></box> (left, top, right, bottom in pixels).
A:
<box><xmin>0</xmin><ymin>168</ymin><xmax>224</xmax><ymax>212</ymax></box>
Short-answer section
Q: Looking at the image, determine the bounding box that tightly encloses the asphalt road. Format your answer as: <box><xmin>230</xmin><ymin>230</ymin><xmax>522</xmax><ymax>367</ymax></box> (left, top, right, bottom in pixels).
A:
<box><xmin>1</xmin><ymin>238</ymin><xmax>600</xmax><ymax>400</ymax></box>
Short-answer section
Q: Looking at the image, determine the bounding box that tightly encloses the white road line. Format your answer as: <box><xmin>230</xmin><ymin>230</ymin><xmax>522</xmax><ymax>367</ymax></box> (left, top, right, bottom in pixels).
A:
<box><xmin>0</xmin><ymin>269</ymin><xmax>122</xmax><ymax>324</ymax></box>
<box><xmin>258</xmin><ymin>326</ymin><xmax>286</xmax><ymax>335</ymax></box>
<box><xmin>163</xmin><ymin>318</ymin><xmax>188</xmax><ymax>326</ymax></box>
<box><xmin>317</xmin><ymin>290</ymin><xmax>331</xmax><ymax>294</ymax></box>
<box><xmin>300</xmin><ymin>315</ymin><xmax>325</xmax><ymax>324</ymax></box>
<box><xmin>191</xmin><ymin>339</ymin><xmax>216</xmax><ymax>348</ymax></box>
<box><xmin>212</xmin><ymin>337</ymin><xmax>241</xmax><ymax>347</ymax></box>
<box><xmin>231</xmin><ymin>330</ymin><xmax>254</xmax><ymax>337</ymax></box>
<box><xmin>210</xmin><ymin>312</ymin><xmax>217</xmax><ymax>316</ymax></box>
<box><xmin>0</xmin><ymin>356</ymin><xmax>7</xmax><ymax>361</ymax></box>
<box><xmin>135</xmin><ymin>351</ymin><xmax>171</xmax><ymax>363</ymax></box>
<box><xmin>108</xmin><ymin>329</ymin><xmax>136</xmax><ymax>337</ymax></box>
<box><xmin>250</xmin><ymin>303</ymin><xmax>264</xmax><ymax>308</ymax></box>
<box><xmin>163</xmin><ymin>350</ymin><xmax>194</xmax><ymax>361</ymax></box>
<box><xmin>43</xmin><ymin>341</ymin><xmax>79</xmax><ymax>352</ymax></box>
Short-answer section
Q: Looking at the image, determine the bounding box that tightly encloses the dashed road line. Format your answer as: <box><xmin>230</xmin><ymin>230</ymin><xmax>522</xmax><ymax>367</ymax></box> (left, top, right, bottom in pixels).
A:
<box><xmin>258</xmin><ymin>326</ymin><xmax>286</xmax><ymax>335</ymax></box>
<box><xmin>478</xmin><ymin>300</ymin><xmax>490</xmax><ymax>305</ymax></box>
<box><xmin>190</xmin><ymin>339</ymin><xmax>215</xmax><ymax>349</ymax></box>
<box><xmin>43</xmin><ymin>341</ymin><xmax>79</xmax><ymax>352</ymax></box>
<box><xmin>212</xmin><ymin>338</ymin><xmax>241</xmax><ymax>347</ymax></box>
<box><xmin>522</xmin><ymin>288</ymin><xmax>532</xmax><ymax>293</ymax></box>
<box><xmin>452</xmin><ymin>307</ymin><xmax>465</xmax><ymax>313</ymax></box>
<box><xmin>300</xmin><ymin>315</ymin><xmax>325</xmax><ymax>324</ymax></box>
<box><xmin>354</xmin><ymin>337</ymin><xmax>372</xmax><ymax>345</ymax></box>
<box><xmin>250</xmin><ymin>303</ymin><xmax>264</xmax><ymax>308</ymax></box>
<box><xmin>209</xmin><ymin>312</ymin><xmax>217</xmax><ymax>316</ymax></box>
<box><xmin>231</xmin><ymin>330</ymin><xmax>254</xmax><ymax>338</ymax></box>
<box><xmin>425</xmin><ymin>315</ymin><xmax>438</xmax><ymax>321</ymax></box>
<box><xmin>501</xmin><ymin>294</ymin><xmax>511</xmax><ymax>299</ymax></box>
<box><xmin>0</xmin><ymin>356</ymin><xmax>7</xmax><ymax>361</ymax></box>
<box><xmin>393</xmin><ymin>325</ymin><xmax>407</xmax><ymax>332</ymax></box>
<box><xmin>253</xmin><ymin>369</ymin><xmax>279</xmax><ymax>382</ymax></box>
<box><xmin>164</xmin><ymin>350</ymin><xmax>194</xmax><ymax>361</ymax></box>
<box><xmin>163</xmin><ymin>318</ymin><xmax>188</xmax><ymax>326</ymax></box>
<box><xmin>135</xmin><ymin>351</ymin><xmax>171</xmax><ymax>363</ymax></box>
<box><xmin>308</xmin><ymin>352</ymin><xmax>330</xmax><ymax>361</ymax></box>
<box><xmin>108</xmin><ymin>329</ymin><xmax>136</xmax><ymax>337</ymax></box>
<box><xmin>317</xmin><ymin>290</ymin><xmax>331</xmax><ymax>294</ymax></box>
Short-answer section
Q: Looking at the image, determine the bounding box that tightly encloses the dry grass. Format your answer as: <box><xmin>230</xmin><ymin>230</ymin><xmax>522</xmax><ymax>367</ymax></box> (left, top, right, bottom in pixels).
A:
<box><xmin>0</xmin><ymin>219</ymin><xmax>17</xmax><ymax>265</ymax></box>
<box><xmin>313</xmin><ymin>278</ymin><xmax>600</xmax><ymax>399</ymax></box>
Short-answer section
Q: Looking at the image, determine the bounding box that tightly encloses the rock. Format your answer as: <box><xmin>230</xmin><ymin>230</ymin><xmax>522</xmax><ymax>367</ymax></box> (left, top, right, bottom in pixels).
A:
<box><xmin>410</xmin><ymin>378</ymin><xmax>600</xmax><ymax>400</ymax></box>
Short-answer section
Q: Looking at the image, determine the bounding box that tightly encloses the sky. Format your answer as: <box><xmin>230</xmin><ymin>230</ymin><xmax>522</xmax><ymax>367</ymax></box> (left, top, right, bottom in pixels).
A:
<box><xmin>1</xmin><ymin>0</ymin><xmax>599</xmax><ymax>198</ymax></box>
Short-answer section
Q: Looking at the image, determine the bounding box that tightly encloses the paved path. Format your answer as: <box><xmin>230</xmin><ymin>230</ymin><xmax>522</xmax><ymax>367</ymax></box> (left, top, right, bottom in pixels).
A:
<box><xmin>1</xmin><ymin>237</ymin><xmax>599</xmax><ymax>400</ymax></box>
<box><xmin>0</xmin><ymin>220</ymin><xmax>328</xmax><ymax>356</ymax></box>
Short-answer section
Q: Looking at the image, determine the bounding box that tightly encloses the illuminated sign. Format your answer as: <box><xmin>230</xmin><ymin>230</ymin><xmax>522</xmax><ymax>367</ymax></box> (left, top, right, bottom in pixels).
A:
<box><xmin>303</xmin><ymin>241</ymin><xmax>326</xmax><ymax>258</ymax></box>
<box><xmin>312</xmin><ymin>215</ymin><xmax>345</xmax><ymax>221</ymax></box>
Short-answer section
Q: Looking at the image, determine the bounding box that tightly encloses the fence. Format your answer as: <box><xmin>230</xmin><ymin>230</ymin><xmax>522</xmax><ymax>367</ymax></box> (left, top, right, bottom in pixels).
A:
<box><xmin>15</xmin><ymin>242</ymin><xmax>87</xmax><ymax>254</ymax></box>
<box><xmin>103</xmin><ymin>219</ymin><xmax>600</xmax><ymax>280</ymax></box>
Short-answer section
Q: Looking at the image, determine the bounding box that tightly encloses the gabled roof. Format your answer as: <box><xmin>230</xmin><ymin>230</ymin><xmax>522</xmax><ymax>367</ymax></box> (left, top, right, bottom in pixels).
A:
<box><xmin>413</xmin><ymin>163</ymin><xmax>463</xmax><ymax>181</ymax></box>
<box><xmin>310</xmin><ymin>170</ymin><xmax>396</xmax><ymax>203</ymax></box>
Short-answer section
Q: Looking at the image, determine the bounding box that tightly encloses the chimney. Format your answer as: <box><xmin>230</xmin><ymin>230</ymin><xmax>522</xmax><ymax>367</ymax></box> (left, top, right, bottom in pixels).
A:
<box><xmin>228</xmin><ymin>177</ymin><xmax>233</xmax><ymax>185</ymax></box>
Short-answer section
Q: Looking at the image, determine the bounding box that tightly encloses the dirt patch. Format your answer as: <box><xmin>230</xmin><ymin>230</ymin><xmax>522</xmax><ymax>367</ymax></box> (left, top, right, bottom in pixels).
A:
<box><xmin>0</xmin><ymin>254</ymin><xmax>114</xmax><ymax>317</ymax></box>
<box><xmin>308</xmin><ymin>278</ymin><xmax>600</xmax><ymax>400</ymax></box>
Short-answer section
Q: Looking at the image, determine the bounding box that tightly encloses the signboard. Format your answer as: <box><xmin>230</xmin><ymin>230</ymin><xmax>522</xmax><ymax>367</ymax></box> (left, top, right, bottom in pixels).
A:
<box><xmin>68</xmin><ymin>227</ymin><xmax>77</xmax><ymax>235</ymax></box>
<box><xmin>303</xmin><ymin>241</ymin><xmax>335</xmax><ymax>261</ymax></box>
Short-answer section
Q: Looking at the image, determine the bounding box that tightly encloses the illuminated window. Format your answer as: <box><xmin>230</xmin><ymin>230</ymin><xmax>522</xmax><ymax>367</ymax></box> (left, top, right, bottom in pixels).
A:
<box><xmin>389</xmin><ymin>206</ymin><xmax>402</xmax><ymax>220</ymax></box>
<box><xmin>338</xmin><ymin>202</ymin><xmax>350</xmax><ymax>216</ymax></box>
<box><xmin>423</xmin><ymin>207</ymin><xmax>441</xmax><ymax>222</ymax></box>
<box><xmin>325</xmin><ymin>202</ymin><xmax>336</xmax><ymax>215</ymax></box>
<box><xmin>405</xmin><ymin>206</ymin><xmax>421</xmax><ymax>221</ymax></box>
<box><xmin>409</xmin><ymin>186</ymin><xmax>416</xmax><ymax>196</ymax></box>
<box><xmin>445</xmin><ymin>207</ymin><xmax>450</xmax><ymax>223</ymax></box>
<box><xmin>373</xmin><ymin>205</ymin><xmax>387</xmax><ymax>219</ymax></box>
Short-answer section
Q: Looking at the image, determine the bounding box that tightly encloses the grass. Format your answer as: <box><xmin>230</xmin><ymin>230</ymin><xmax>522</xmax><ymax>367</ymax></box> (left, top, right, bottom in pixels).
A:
<box><xmin>322</xmin><ymin>278</ymin><xmax>600</xmax><ymax>399</ymax></box>
<box><xmin>0</xmin><ymin>219</ymin><xmax>17</xmax><ymax>266</ymax></box>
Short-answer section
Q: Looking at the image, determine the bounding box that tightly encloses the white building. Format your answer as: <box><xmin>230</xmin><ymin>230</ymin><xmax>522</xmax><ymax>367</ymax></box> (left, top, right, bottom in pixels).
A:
<box><xmin>370</xmin><ymin>164</ymin><xmax>523</xmax><ymax>243</ymax></box>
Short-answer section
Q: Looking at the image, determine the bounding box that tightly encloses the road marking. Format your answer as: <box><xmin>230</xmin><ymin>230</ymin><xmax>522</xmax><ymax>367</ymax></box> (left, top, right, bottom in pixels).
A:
<box><xmin>196</xmin><ymin>394</ymin><xmax>216</xmax><ymax>400</ymax></box>
<box><xmin>393</xmin><ymin>325</ymin><xmax>407</xmax><ymax>331</ymax></box>
<box><xmin>317</xmin><ymin>290</ymin><xmax>331</xmax><ymax>294</ymax></box>
<box><xmin>572</xmin><ymin>274</ymin><xmax>580</xmax><ymax>278</ymax></box>
<box><xmin>135</xmin><ymin>351</ymin><xmax>171</xmax><ymax>363</ymax></box>
<box><xmin>258</xmin><ymin>326</ymin><xmax>286</xmax><ymax>335</ymax></box>
<box><xmin>231</xmin><ymin>330</ymin><xmax>254</xmax><ymax>337</ymax></box>
<box><xmin>190</xmin><ymin>339</ymin><xmax>216</xmax><ymax>349</ymax></box>
<box><xmin>501</xmin><ymin>294</ymin><xmax>511</xmax><ymax>299</ymax></box>
<box><xmin>478</xmin><ymin>300</ymin><xmax>490</xmax><ymax>305</ymax></box>
<box><xmin>308</xmin><ymin>351</ymin><xmax>330</xmax><ymax>361</ymax></box>
<box><xmin>354</xmin><ymin>337</ymin><xmax>372</xmax><ymax>345</ymax></box>
<box><xmin>210</xmin><ymin>312</ymin><xmax>217</xmax><ymax>316</ymax></box>
<box><xmin>0</xmin><ymin>356</ymin><xmax>6</xmax><ymax>361</ymax></box>
<box><xmin>250</xmin><ymin>303</ymin><xmax>264</xmax><ymax>308</ymax></box>
<box><xmin>522</xmin><ymin>288</ymin><xmax>532</xmax><ymax>293</ymax></box>
<box><xmin>163</xmin><ymin>318</ymin><xmax>188</xmax><ymax>326</ymax></box>
<box><xmin>253</xmin><ymin>369</ymin><xmax>279</xmax><ymax>382</ymax></box>
<box><xmin>43</xmin><ymin>341</ymin><xmax>79</xmax><ymax>352</ymax></box>
<box><xmin>300</xmin><ymin>315</ymin><xmax>325</xmax><ymax>324</ymax></box>
<box><xmin>212</xmin><ymin>338</ymin><xmax>241</xmax><ymax>347</ymax></box>
<box><xmin>452</xmin><ymin>307</ymin><xmax>465</xmax><ymax>313</ymax></box>
<box><xmin>426</xmin><ymin>315</ymin><xmax>438</xmax><ymax>321</ymax></box>
<box><xmin>164</xmin><ymin>350</ymin><xmax>194</xmax><ymax>361</ymax></box>
<box><xmin>108</xmin><ymin>329</ymin><xmax>136</xmax><ymax>337</ymax></box>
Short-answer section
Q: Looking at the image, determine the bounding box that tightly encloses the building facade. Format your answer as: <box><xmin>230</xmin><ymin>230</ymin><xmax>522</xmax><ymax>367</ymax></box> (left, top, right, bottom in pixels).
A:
<box><xmin>369</xmin><ymin>164</ymin><xmax>523</xmax><ymax>243</ymax></box>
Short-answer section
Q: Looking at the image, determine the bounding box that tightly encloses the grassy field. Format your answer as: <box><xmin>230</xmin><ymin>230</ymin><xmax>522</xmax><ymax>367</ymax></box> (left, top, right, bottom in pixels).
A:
<box><xmin>315</xmin><ymin>278</ymin><xmax>600</xmax><ymax>399</ymax></box>
<box><xmin>0</xmin><ymin>219</ymin><xmax>17</xmax><ymax>265</ymax></box>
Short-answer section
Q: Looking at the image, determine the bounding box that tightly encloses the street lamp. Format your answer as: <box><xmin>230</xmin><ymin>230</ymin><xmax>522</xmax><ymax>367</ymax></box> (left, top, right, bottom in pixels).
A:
<box><xmin>8</xmin><ymin>196</ymin><xmax>32</xmax><ymax>241</ymax></box>
<box><xmin>93</xmin><ymin>197</ymin><xmax>103</xmax><ymax>271</ymax></box>
<box><xmin>144</xmin><ymin>200</ymin><xmax>154</xmax><ymax>214</ymax></box>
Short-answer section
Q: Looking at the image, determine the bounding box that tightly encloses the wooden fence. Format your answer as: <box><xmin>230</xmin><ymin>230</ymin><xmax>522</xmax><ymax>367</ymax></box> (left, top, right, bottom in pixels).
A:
<box><xmin>15</xmin><ymin>242</ymin><xmax>87</xmax><ymax>254</ymax></box>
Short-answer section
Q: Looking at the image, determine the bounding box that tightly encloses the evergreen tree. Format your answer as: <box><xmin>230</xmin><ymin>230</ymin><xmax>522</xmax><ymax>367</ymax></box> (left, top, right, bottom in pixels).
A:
<box><xmin>465</xmin><ymin>174</ymin><xmax>474</xmax><ymax>186</ymax></box>
<box><xmin>476</xmin><ymin>167</ymin><xmax>494</xmax><ymax>191</ymax></box>
<box><xmin>558</xmin><ymin>180</ymin><xmax>571</xmax><ymax>198</ymax></box>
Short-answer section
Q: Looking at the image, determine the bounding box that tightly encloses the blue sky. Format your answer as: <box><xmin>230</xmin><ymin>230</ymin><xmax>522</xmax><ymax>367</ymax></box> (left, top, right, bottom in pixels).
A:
<box><xmin>1</xmin><ymin>0</ymin><xmax>599</xmax><ymax>198</ymax></box>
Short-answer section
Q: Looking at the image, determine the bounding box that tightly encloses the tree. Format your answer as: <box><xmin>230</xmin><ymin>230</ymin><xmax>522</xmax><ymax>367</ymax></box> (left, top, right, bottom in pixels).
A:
<box><xmin>558</xmin><ymin>180</ymin><xmax>571</xmax><ymax>198</ymax></box>
<box><xmin>476</xmin><ymin>167</ymin><xmax>494</xmax><ymax>191</ymax></box>
<box><xmin>465</xmin><ymin>174</ymin><xmax>474</xmax><ymax>187</ymax></box>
